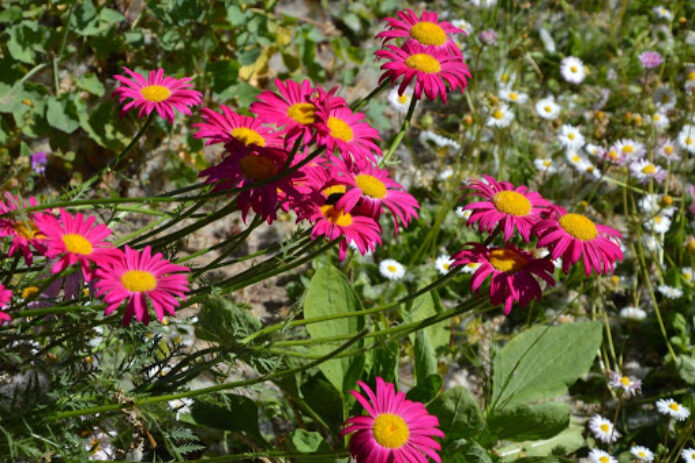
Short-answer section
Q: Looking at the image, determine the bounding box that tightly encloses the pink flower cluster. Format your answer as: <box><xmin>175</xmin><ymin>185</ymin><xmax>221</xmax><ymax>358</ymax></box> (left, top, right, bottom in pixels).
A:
<box><xmin>452</xmin><ymin>175</ymin><xmax>623</xmax><ymax>314</ymax></box>
<box><xmin>0</xmin><ymin>193</ymin><xmax>189</xmax><ymax>326</ymax></box>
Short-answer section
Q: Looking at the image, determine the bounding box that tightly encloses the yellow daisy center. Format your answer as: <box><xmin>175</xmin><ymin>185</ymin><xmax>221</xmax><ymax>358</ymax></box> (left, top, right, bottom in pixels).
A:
<box><xmin>13</xmin><ymin>220</ymin><xmax>41</xmax><ymax>240</ymax></box>
<box><xmin>121</xmin><ymin>270</ymin><xmax>157</xmax><ymax>292</ymax></box>
<box><xmin>492</xmin><ymin>190</ymin><xmax>531</xmax><ymax>216</ymax></box>
<box><xmin>686</xmin><ymin>137</ymin><xmax>694</xmax><ymax>145</ymax></box>
<box><xmin>664</xmin><ymin>145</ymin><xmax>674</xmax><ymax>155</ymax></box>
<box><xmin>493</xmin><ymin>110</ymin><xmax>504</xmax><ymax>120</ymax></box>
<box><xmin>622</xmin><ymin>145</ymin><xmax>634</xmax><ymax>154</ymax></box>
<box><xmin>543</xmin><ymin>160</ymin><xmax>551</xmax><ymax>167</ymax></box>
<box><xmin>572</xmin><ymin>155</ymin><xmax>580</xmax><ymax>163</ymax></box>
<box><xmin>22</xmin><ymin>286</ymin><xmax>39</xmax><ymax>298</ymax></box>
<box><xmin>327</xmin><ymin>116</ymin><xmax>354</xmax><ymax>142</ymax></box>
<box><xmin>544</xmin><ymin>105</ymin><xmax>552</xmax><ymax>113</ymax></box>
<box><xmin>355</xmin><ymin>174</ymin><xmax>387</xmax><ymax>199</ymax></box>
<box><xmin>638</xmin><ymin>451</ymin><xmax>646</xmax><ymax>457</ymax></box>
<box><xmin>387</xmin><ymin>265</ymin><xmax>397</xmax><ymax>273</ymax></box>
<box><xmin>669</xmin><ymin>402</ymin><xmax>680</xmax><ymax>411</ymax></box>
<box><xmin>398</xmin><ymin>94</ymin><xmax>409</xmax><ymax>104</ymax></box>
<box><xmin>559</xmin><ymin>213</ymin><xmax>598</xmax><ymax>241</ymax></box>
<box><xmin>568</xmin><ymin>133</ymin><xmax>575</xmax><ymax>140</ymax></box>
<box><xmin>653</xmin><ymin>114</ymin><xmax>661</xmax><ymax>121</ymax></box>
<box><xmin>231</xmin><ymin>127</ymin><xmax>266</xmax><ymax>147</ymax></box>
<box><xmin>509</xmin><ymin>92</ymin><xmax>518</xmax><ymax>101</ymax></box>
<box><xmin>642</xmin><ymin>164</ymin><xmax>656</xmax><ymax>174</ymax></box>
<box><xmin>501</xmin><ymin>73</ymin><xmax>509</xmax><ymax>83</ymax></box>
<box><xmin>570</xmin><ymin>65</ymin><xmax>578</xmax><ymax>73</ymax></box>
<box><xmin>607</xmin><ymin>150</ymin><xmax>618</xmax><ymax>161</ymax></box>
<box><xmin>488</xmin><ymin>248</ymin><xmax>529</xmax><ymax>273</ymax></box>
<box><xmin>320</xmin><ymin>205</ymin><xmax>353</xmax><ymax>227</ymax></box>
<box><xmin>140</xmin><ymin>85</ymin><xmax>171</xmax><ymax>103</ymax></box>
<box><xmin>684</xmin><ymin>272</ymin><xmax>692</xmax><ymax>280</ymax></box>
<box><xmin>372</xmin><ymin>413</ymin><xmax>410</xmax><ymax>449</ymax></box>
<box><xmin>323</xmin><ymin>185</ymin><xmax>347</xmax><ymax>197</ymax></box>
<box><xmin>466</xmin><ymin>263</ymin><xmax>479</xmax><ymax>269</ymax></box>
<box><xmin>620</xmin><ymin>376</ymin><xmax>631</xmax><ymax>386</ymax></box>
<box><xmin>600</xmin><ymin>423</ymin><xmax>610</xmax><ymax>432</ymax></box>
<box><xmin>239</xmin><ymin>155</ymin><xmax>277</xmax><ymax>181</ymax></box>
<box><xmin>654</xmin><ymin>216</ymin><xmax>662</xmax><ymax>224</ymax></box>
<box><xmin>62</xmin><ymin>233</ymin><xmax>93</xmax><ymax>255</ymax></box>
<box><xmin>405</xmin><ymin>53</ymin><xmax>441</xmax><ymax>74</ymax></box>
<box><xmin>611</xmin><ymin>275</ymin><xmax>620</xmax><ymax>284</ymax></box>
<box><xmin>287</xmin><ymin>102</ymin><xmax>316</xmax><ymax>125</ymax></box>
<box><xmin>688</xmin><ymin>239</ymin><xmax>695</xmax><ymax>252</ymax></box>
<box><xmin>599</xmin><ymin>457</ymin><xmax>609</xmax><ymax>463</ymax></box>
<box><xmin>443</xmin><ymin>263</ymin><xmax>450</xmax><ymax>270</ymax></box>
<box><xmin>410</xmin><ymin>21</ymin><xmax>447</xmax><ymax>47</ymax></box>
<box><xmin>687</xmin><ymin>71</ymin><xmax>695</xmax><ymax>81</ymax></box>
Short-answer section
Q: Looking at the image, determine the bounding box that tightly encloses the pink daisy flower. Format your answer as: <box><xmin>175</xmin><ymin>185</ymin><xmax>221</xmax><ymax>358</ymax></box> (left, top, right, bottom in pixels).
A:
<box><xmin>533</xmin><ymin>207</ymin><xmax>623</xmax><ymax>276</ymax></box>
<box><xmin>0</xmin><ymin>193</ymin><xmax>47</xmax><ymax>266</ymax></box>
<box><xmin>308</xmin><ymin>203</ymin><xmax>382</xmax><ymax>261</ymax></box>
<box><xmin>35</xmin><ymin>209</ymin><xmax>118</xmax><ymax>281</ymax></box>
<box><xmin>451</xmin><ymin>243</ymin><xmax>555</xmax><ymax>315</ymax></box>
<box><xmin>342</xmin><ymin>377</ymin><xmax>444</xmax><ymax>463</ymax></box>
<box><xmin>315</xmin><ymin>106</ymin><xmax>382</xmax><ymax>164</ymax></box>
<box><xmin>376</xmin><ymin>41</ymin><xmax>470</xmax><ymax>103</ymax></box>
<box><xmin>193</xmin><ymin>105</ymin><xmax>282</xmax><ymax>148</ymax></box>
<box><xmin>95</xmin><ymin>246</ymin><xmax>190</xmax><ymax>326</ymax></box>
<box><xmin>331</xmin><ymin>159</ymin><xmax>419</xmax><ymax>233</ymax></box>
<box><xmin>112</xmin><ymin>67</ymin><xmax>203</xmax><ymax>124</ymax></box>
<box><xmin>199</xmin><ymin>145</ymin><xmax>301</xmax><ymax>224</ymax></box>
<box><xmin>462</xmin><ymin>175</ymin><xmax>553</xmax><ymax>242</ymax></box>
<box><xmin>0</xmin><ymin>284</ymin><xmax>11</xmax><ymax>324</ymax></box>
<box><xmin>377</xmin><ymin>9</ymin><xmax>465</xmax><ymax>57</ymax></box>
<box><xmin>639</xmin><ymin>51</ymin><xmax>663</xmax><ymax>69</ymax></box>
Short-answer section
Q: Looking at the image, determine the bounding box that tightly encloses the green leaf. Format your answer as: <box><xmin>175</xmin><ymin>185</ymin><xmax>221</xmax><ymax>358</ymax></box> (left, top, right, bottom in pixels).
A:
<box><xmin>406</xmin><ymin>374</ymin><xmax>442</xmax><ymax>404</ymax></box>
<box><xmin>190</xmin><ymin>395</ymin><xmax>263</xmax><ymax>441</ymax></box>
<box><xmin>46</xmin><ymin>96</ymin><xmax>80</xmax><ymax>134</ymax></box>
<box><xmin>7</xmin><ymin>22</ymin><xmax>44</xmax><ymax>64</ymax></box>
<box><xmin>369</xmin><ymin>340</ymin><xmax>399</xmax><ymax>385</ymax></box>
<box><xmin>99</xmin><ymin>7</ymin><xmax>125</xmax><ymax>27</ymax></box>
<box><xmin>304</xmin><ymin>265</ymin><xmax>363</xmax><ymax>395</ymax></box>
<box><xmin>442</xmin><ymin>441</ymin><xmax>491</xmax><ymax>463</ymax></box>
<box><xmin>407</xmin><ymin>291</ymin><xmax>450</xmax><ymax>355</ymax></box>
<box><xmin>288</xmin><ymin>429</ymin><xmax>332</xmax><ymax>462</ymax></box>
<box><xmin>0</xmin><ymin>6</ymin><xmax>22</xmax><ymax>23</ymax></box>
<box><xmin>427</xmin><ymin>386</ymin><xmax>485</xmax><ymax>440</ymax></box>
<box><xmin>71</xmin><ymin>0</ymin><xmax>100</xmax><ymax>36</ymax></box>
<box><xmin>491</xmin><ymin>322</ymin><xmax>602</xmax><ymax>410</ymax></box>
<box><xmin>677</xmin><ymin>356</ymin><xmax>695</xmax><ymax>385</ymax></box>
<box><xmin>414</xmin><ymin>329</ymin><xmax>437</xmax><ymax>386</ymax></box>
<box><xmin>487</xmin><ymin>402</ymin><xmax>570</xmax><ymax>441</ymax></box>
<box><xmin>77</xmin><ymin>73</ymin><xmax>105</xmax><ymax>96</ymax></box>
<box><xmin>195</xmin><ymin>296</ymin><xmax>261</xmax><ymax>345</ymax></box>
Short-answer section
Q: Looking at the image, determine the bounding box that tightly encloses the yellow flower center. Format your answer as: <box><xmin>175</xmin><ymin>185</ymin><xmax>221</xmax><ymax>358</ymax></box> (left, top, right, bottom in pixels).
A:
<box><xmin>686</xmin><ymin>137</ymin><xmax>694</xmax><ymax>145</ymax></box>
<box><xmin>599</xmin><ymin>457</ymin><xmax>609</xmax><ymax>463</ymax></box>
<box><xmin>287</xmin><ymin>102</ymin><xmax>316</xmax><ymax>125</ymax></box>
<box><xmin>62</xmin><ymin>233</ymin><xmax>93</xmax><ymax>255</ymax></box>
<box><xmin>405</xmin><ymin>53</ymin><xmax>441</xmax><ymax>74</ymax></box>
<box><xmin>466</xmin><ymin>263</ymin><xmax>479</xmax><ymax>269</ymax></box>
<box><xmin>543</xmin><ymin>160</ymin><xmax>551</xmax><ymax>167</ymax></box>
<box><xmin>559</xmin><ymin>213</ymin><xmax>598</xmax><ymax>241</ymax></box>
<box><xmin>664</xmin><ymin>145</ymin><xmax>674</xmax><ymax>155</ymax></box>
<box><xmin>493</xmin><ymin>110</ymin><xmax>504</xmax><ymax>120</ymax></box>
<box><xmin>687</xmin><ymin>71</ymin><xmax>695</xmax><ymax>81</ymax></box>
<box><xmin>572</xmin><ymin>155</ymin><xmax>580</xmax><ymax>163</ymax></box>
<box><xmin>544</xmin><ymin>105</ymin><xmax>552</xmax><ymax>113</ymax></box>
<box><xmin>492</xmin><ymin>191</ymin><xmax>531</xmax><ymax>216</ymax></box>
<box><xmin>13</xmin><ymin>220</ymin><xmax>41</xmax><ymax>240</ymax></box>
<box><xmin>398</xmin><ymin>94</ymin><xmax>409</xmax><ymax>104</ymax></box>
<box><xmin>622</xmin><ymin>145</ymin><xmax>634</xmax><ymax>154</ymax></box>
<box><xmin>22</xmin><ymin>286</ymin><xmax>39</xmax><ymax>298</ymax></box>
<box><xmin>607</xmin><ymin>150</ymin><xmax>618</xmax><ymax>161</ymax></box>
<box><xmin>688</xmin><ymin>239</ymin><xmax>695</xmax><ymax>252</ymax></box>
<box><xmin>121</xmin><ymin>270</ymin><xmax>157</xmax><ymax>292</ymax></box>
<box><xmin>641</xmin><ymin>164</ymin><xmax>656</xmax><ymax>174</ymax></box>
<box><xmin>570</xmin><ymin>65</ymin><xmax>578</xmax><ymax>73</ymax></box>
<box><xmin>372</xmin><ymin>413</ymin><xmax>410</xmax><ymax>449</ymax></box>
<box><xmin>638</xmin><ymin>451</ymin><xmax>646</xmax><ymax>457</ymax></box>
<box><xmin>443</xmin><ymin>263</ymin><xmax>450</xmax><ymax>270</ymax></box>
<box><xmin>509</xmin><ymin>92</ymin><xmax>518</xmax><ymax>101</ymax></box>
<box><xmin>355</xmin><ymin>174</ymin><xmax>387</xmax><ymax>199</ymax></box>
<box><xmin>239</xmin><ymin>155</ymin><xmax>277</xmax><ymax>181</ymax></box>
<box><xmin>140</xmin><ymin>85</ymin><xmax>171</xmax><ymax>103</ymax></box>
<box><xmin>501</xmin><ymin>73</ymin><xmax>509</xmax><ymax>83</ymax></box>
<box><xmin>600</xmin><ymin>423</ymin><xmax>610</xmax><ymax>432</ymax></box>
<box><xmin>230</xmin><ymin>127</ymin><xmax>266</xmax><ymax>147</ymax></box>
<box><xmin>323</xmin><ymin>185</ymin><xmax>347</xmax><ymax>197</ymax></box>
<box><xmin>669</xmin><ymin>402</ymin><xmax>680</xmax><ymax>411</ymax></box>
<box><xmin>654</xmin><ymin>216</ymin><xmax>662</xmax><ymax>224</ymax></box>
<box><xmin>320</xmin><ymin>205</ymin><xmax>353</xmax><ymax>227</ymax></box>
<box><xmin>410</xmin><ymin>21</ymin><xmax>447</xmax><ymax>46</ymax></box>
<box><xmin>327</xmin><ymin>116</ymin><xmax>354</xmax><ymax>142</ymax></box>
<box><xmin>610</xmin><ymin>275</ymin><xmax>620</xmax><ymax>284</ymax></box>
<box><xmin>684</xmin><ymin>272</ymin><xmax>692</xmax><ymax>280</ymax></box>
<box><xmin>387</xmin><ymin>265</ymin><xmax>397</xmax><ymax>273</ymax></box>
<box><xmin>568</xmin><ymin>133</ymin><xmax>575</xmax><ymax>140</ymax></box>
<box><xmin>488</xmin><ymin>248</ymin><xmax>529</xmax><ymax>273</ymax></box>
<box><xmin>620</xmin><ymin>376</ymin><xmax>631</xmax><ymax>386</ymax></box>
<box><xmin>653</xmin><ymin>114</ymin><xmax>661</xmax><ymax>121</ymax></box>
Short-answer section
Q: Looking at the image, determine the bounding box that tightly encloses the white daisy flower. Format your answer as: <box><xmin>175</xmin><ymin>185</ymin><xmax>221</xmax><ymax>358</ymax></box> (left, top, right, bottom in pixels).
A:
<box><xmin>439</xmin><ymin>168</ymin><xmax>455</xmax><ymax>181</ymax></box>
<box><xmin>535</xmin><ymin>97</ymin><xmax>561</xmax><ymax>119</ymax></box>
<box><xmin>451</xmin><ymin>19</ymin><xmax>473</xmax><ymax>36</ymax></box>
<box><xmin>85</xmin><ymin>429</ymin><xmax>118</xmax><ymax>461</ymax></box>
<box><xmin>657</xmin><ymin>285</ymin><xmax>683</xmax><ymax>299</ymax></box>
<box><xmin>631</xmin><ymin>446</ymin><xmax>654</xmax><ymax>462</ymax></box>
<box><xmin>379</xmin><ymin>259</ymin><xmax>405</xmax><ymax>281</ymax></box>
<box><xmin>499</xmin><ymin>88</ymin><xmax>528</xmax><ymax>104</ymax></box>
<box><xmin>580</xmin><ymin>159</ymin><xmax>601</xmax><ymax>180</ymax></box>
<box><xmin>656</xmin><ymin>139</ymin><xmax>681</xmax><ymax>162</ymax></box>
<box><xmin>653</xmin><ymin>86</ymin><xmax>676</xmax><ymax>110</ymax></box>
<box><xmin>560</xmin><ymin>56</ymin><xmax>586</xmax><ymax>84</ymax></box>
<box><xmin>652</xmin><ymin>5</ymin><xmax>673</xmax><ymax>21</ymax></box>
<box><xmin>558</xmin><ymin>125</ymin><xmax>585</xmax><ymax>150</ymax></box>
<box><xmin>470</xmin><ymin>0</ymin><xmax>497</xmax><ymax>8</ymax></box>
<box><xmin>487</xmin><ymin>104</ymin><xmax>514</xmax><ymax>127</ymax></box>
<box><xmin>455</xmin><ymin>206</ymin><xmax>472</xmax><ymax>220</ymax></box>
<box><xmin>629</xmin><ymin>160</ymin><xmax>666</xmax><ymax>184</ymax></box>
<box><xmin>609</xmin><ymin>371</ymin><xmax>642</xmax><ymax>397</ymax></box>
<box><xmin>685</xmin><ymin>69</ymin><xmax>695</xmax><ymax>91</ymax></box>
<box><xmin>681</xmin><ymin>267</ymin><xmax>694</xmax><ymax>283</ymax></box>
<box><xmin>642</xmin><ymin>234</ymin><xmax>662</xmax><ymax>252</ymax></box>
<box><xmin>461</xmin><ymin>262</ymin><xmax>481</xmax><ymax>274</ymax></box>
<box><xmin>168</xmin><ymin>397</ymin><xmax>193</xmax><ymax>421</ymax></box>
<box><xmin>656</xmin><ymin>398</ymin><xmax>690</xmax><ymax>420</ymax></box>
<box><xmin>588</xmin><ymin>414</ymin><xmax>620</xmax><ymax>443</ymax></box>
<box><xmin>585</xmin><ymin>143</ymin><xmax>605</xmax><ymax>157</ymax></box>
<box><xmin>638</xmin><ymin>194</ymin><xmax>675</xmax><ymax>215</ymax></box>
<box><xmin>387</xmin><ymin>87</ymin><xmax>414</xmax><ymax>115</ymax></box>
<box><xmin>588</xmin><ymin>448</ymin><xmax>617</xmax><ymax>463</ymax></box>
<box><xmin>609</xmin><ymin>139</ymin><xmax>646</xmax><ymax>165</ymax></box>
<box><xmin>496</xmin><ymin>68</ymin><xmax>517</xmax><ymax>87</ymax></box>
<box><xmin>534</xmin><ymin>158</ymin><xmax>557</xmax><ymax>173</ymax></box>
<box><xmin>620</xmin><ymin>306</ymin><xmax>647</xmax><ymax>321</ymax></box>
<box><xmin>645</xmin><ymin>213</ymin><xmax>672</xmax><ymax>233</ymax></box>
<box><xmin>682</xmin><ymin>448</ymin><xmax>695</xmax><ymax>463</ymax></box>
<box><xmin>435</xmin><ymin>255</ymin><xmax>454</xmax><ymax>275</ymax></box>
<box><xmin>677</xmin><ymin>124</ymin><xmax>695</xmax><ymax>154</ymax></box>
<box><xmin>649</xmin><ymin>112</ymin><xmax>670</xmax><ymax>131</ymax></box>
<box><xmin>538</xmin><ymin>28</ymin><xmax>556</xmax><ymax>53</ymax></box>
<box><xmin>419</xmin><ymin>130</ymin><xmax>461</xmax><ymax>151</ymax></box>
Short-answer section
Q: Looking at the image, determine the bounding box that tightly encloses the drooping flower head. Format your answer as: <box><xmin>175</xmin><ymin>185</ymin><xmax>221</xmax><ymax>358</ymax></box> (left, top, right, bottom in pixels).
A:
<box><xmin>0</xmin><ymin>193</ymin><xmax>47</xmax><ymax>266</ymax></box>
<box><xmin>377</xmin><ymin>9</ymin><xmax>465</xmax><ymax>57</ymax></box>
<box><xmin>451</xmin><ymin>243</ymin><xmax>555</xmax><ymax>315</ymax></box>
<box><xmin>308</xmin><ymin>202</ymin><xmax>382</xmax><ymax>261</ymax></box>
<box><xmin>194</xmin><ymin>106</ymin><xmax>282</xmax><ymax>148</ymax></box>
<box><xmin>462</xmin><ymin>175</ymin><xmax>553</xmax><ymax>242</ymax></box>
<box><xmin>95</xmin><ymin>246</ymin><xmax>190</xmax><ymax>326</ymax></box>
<box><xmin>342</xmin><ymin>377</ymin><xmax>444</xmax><ymax>463</ymax></box>
<box><xmin>0</xmin><ymin>284</ymin><xmax>11</xmax><ymax>324</ymax></box>
<box><xmin>199</xmin><ymin>145</ymin><xmax>301</xmax><ymax>224</ymax></box>
<box><xmin>112</xmin><ymin>67</ymin><xmax>202</xmax><ymax>124</ymax></box>
<box><xmin>315</xmin><ymin>106</ymin><xmax>382</xmax><ymax>164</ymax></box>
<box><xmin>331</xmin><ymin>158</ymin><xmax>419</xmax><ymax>233</ymax></box>
<box><xmin>534</xmin><ymin>207</ymin><xmax>623</xmax><ymax>276</ymax></box>
<box><xmin>376</xmin><ymin>41</ymin><xmax>470</xmax><ymax>103</ymax></box>
<box><xmin>35</xmin><ymin>209</ymin><xmax>119</xmax><ymax>281</ymax></box>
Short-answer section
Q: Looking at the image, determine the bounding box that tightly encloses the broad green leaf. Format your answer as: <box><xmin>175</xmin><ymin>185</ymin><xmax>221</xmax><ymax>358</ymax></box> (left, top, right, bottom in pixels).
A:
<box><xmin>369</xmin><ymin>340</ymin><xmax>398</xmax><ymax>385</ymax></box>
<box><xmin>195</xmin><ymin>296</ymin><xmax>261</xmax><ymax>345</ymax></box>
<box><xmin>288</xmin><ymin>429</ymin><xmax>332</xmax><ymax>462</ymax></box>
<box><xmin>442</xmin><ymin>441</ymin><xmax>491</xmax><ymax>463</ymax></box>
<box><xmin>406</xmin><ymin>374</ymin><xmax>442</xmax><ymax>404</ymax></box>
<box><xmin>495</xmin><ymin>424</ymin><xmax>584</xmax><ymax>459</ymax></box>
<box><xmin>487</xmin><ymin>402</ymin><xmax>570</xmax><ymax>441</ymax></box>
<box><xmin>99</xmin><ymin>7</ymin><xmax>124</xmax><ymax>27</ymax></box>
<box><xmin>0</xmin><ymin>6</ymin><xmax>22</xmax><ymax>23</ymax></box>
<box><xmin>190</xmin><ymin>395</ymin><xmax>263</xmax><ymax>441</ymax></box>
<box><xmin>414</xmin><ymin>329</ymin><xmax>437</xmax><ymax>386</ymax></box>
<box><xmin>71</xmin><ymin>0</ymin><xmax>100</xmax><ymax>36</ymax></box>
<box><xmin>427</xmin><ymin>386</ymin><xmax>485</xmax><ymax>440</ymax></box>
<box><xmin>46</xmin><ymin>96</ymin><xmax>80</xmax><ymax>134</ymax></box>
<box><xmin>77</xmin><ymin>73</ymin><xmax>105</xmax><ymax>96</ymax></box>
<box><xmin>491</xmin><ymin>322</ymin><xmax>602</xmax><ymax>409</ymax></box>
<box><xmin>677</xmin><ymin>356</ymin><xmax>695</xmax><ymax>385</ymax></box>
<box><xmin>407</xmin><ymin>291</ymin><xmax>450</xmax><ymax>355</ymax></box>
<box><xmin>7</xmin><ymin>22</ymin><xmax>44</xmax><ymax>64</ymax></box>
<box><xmin>304</xmin><ymin>265</ymin><xmax>362</xmax><ymax>395</ymax></box>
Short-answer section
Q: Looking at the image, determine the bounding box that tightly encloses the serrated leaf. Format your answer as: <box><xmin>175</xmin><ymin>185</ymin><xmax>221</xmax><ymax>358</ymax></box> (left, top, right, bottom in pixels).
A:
<box><xmin>195</xmin><ymin>296</ymin><xmax>261</xmax><ymax>344</ymax></box>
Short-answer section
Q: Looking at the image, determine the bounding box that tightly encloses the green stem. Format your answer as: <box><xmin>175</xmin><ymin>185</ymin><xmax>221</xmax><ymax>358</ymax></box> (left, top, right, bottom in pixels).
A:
<box><xmin>380</xmin><ymin>95</ymin><xmax>417</xmax><ymax>166</ymax></box>
<box><xmin>350</xmin><ymin>80</ymin><xmax>390</xmax><ymax>112</ymax></box>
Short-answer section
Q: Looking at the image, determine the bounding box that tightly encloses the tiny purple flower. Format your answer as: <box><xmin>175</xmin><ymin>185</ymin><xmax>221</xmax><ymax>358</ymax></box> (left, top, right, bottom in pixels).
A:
<box><xmin>639</xmin><ymin>51</ymin><xmax>663</xmax><ymax>69</ymax></box>
<box><xmin>31</xmin><ymin>151</ymin><xmax>47</xmax><ymax>174</ymax></box>
<box><xmin>479</xmin><ymin>28</ymin><xmax>497</xmax><ymax>45</ymax></box>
